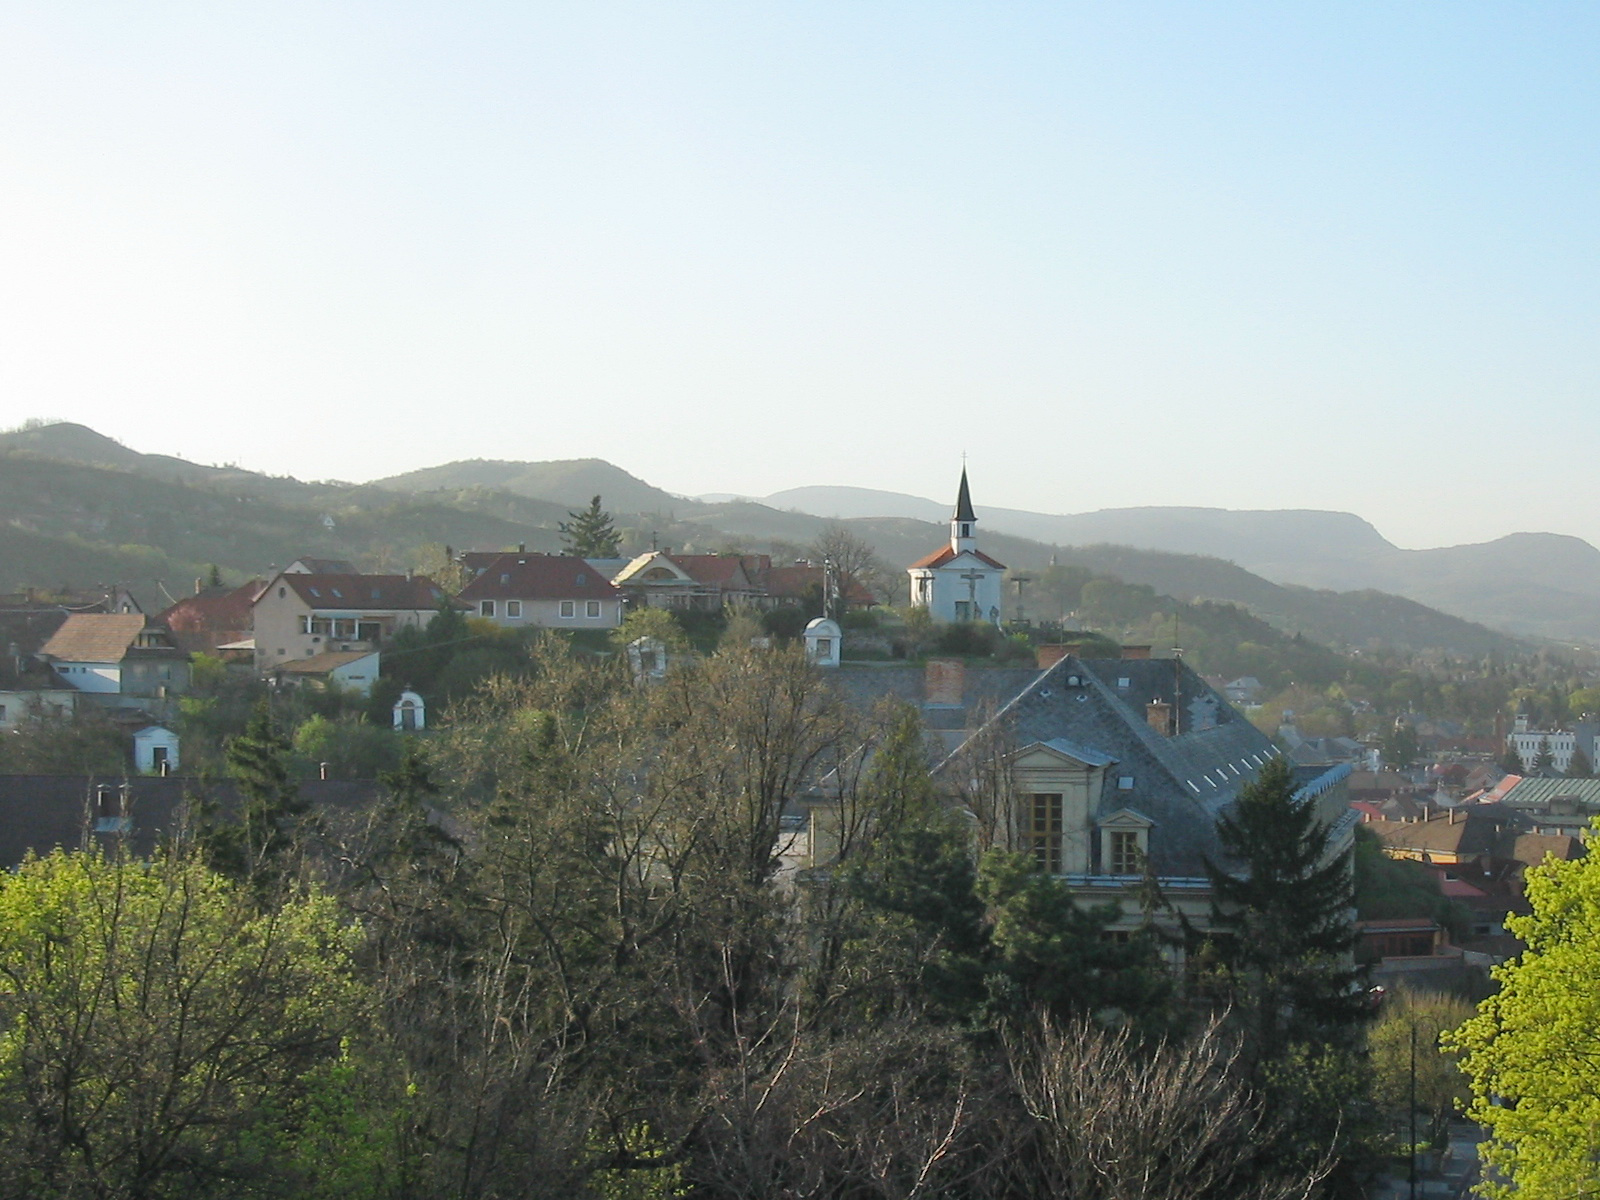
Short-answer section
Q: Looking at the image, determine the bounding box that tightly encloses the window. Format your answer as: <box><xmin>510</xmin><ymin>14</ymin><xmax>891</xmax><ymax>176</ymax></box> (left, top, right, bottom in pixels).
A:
<box><xmin>560</xmin><ymin>600</ymin><xmax>575</xmax><ymax>618</ymax></box>
<box><xmin>1024</xmin><ymin>793</ymin><xmax>1064</xmax><ymax>874</ymax></box>
<box><xmin>815</xmin><ymin>638</ymin><xmax>833</xmax><ymax>657</ymax></box>
<box><xmin>480</xmin><ymin>600</ymin><xmax>496</xmax><ymax>617</ymax></box>
<box><xmin>506</xmin><ymin>600</ymin><xmax>522</xmax><ymax>618</ymax></box>
<box><xmin>1117</xmin><ymin>776</ymin><xmax>1134</xmax><ymax>790</ymax></box>
<box><xmin>1117</xmin><ymin>677</ymin><xmax>1130</xmax><ymax>689</ymax></box>
<box><xmin>500</xmin><ymin>574</ymin><xmax>510</xmax><ymax>585</ymax></box>
<box><xmin>585</xmin><ymin>600</ymin><xmax>601</xmax><ymax>618</ymax></box>
<box><xmin>1109</xmin><ymin>830</ymin><xmax>1141</xmax><ymax>875</ymax></box>
<box><xmin>300</xmin><ymin>616</ymin><xmax>313</xmax><ymax>634</ymax></box>
<box><xmin>278</xmin><ymin>587</ymin><xmax>286</xmax><ymax>598</ymax></box>
<box><xmin>576</xmin><ymin>573</ymin><xmax>586</xmax><ymax>585</ymax></box>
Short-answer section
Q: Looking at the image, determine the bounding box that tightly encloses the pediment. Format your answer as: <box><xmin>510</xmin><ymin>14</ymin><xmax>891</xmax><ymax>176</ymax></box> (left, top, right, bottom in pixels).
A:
<box><xmin>1010</xmin><ymin>738</ymin><xmax>1116</xmax><ymax>771</ymax></box>
<box><xmin>1100</xmin><ymin>806</ymin><xmax>1155</xmax><ymax>829</ymax></box>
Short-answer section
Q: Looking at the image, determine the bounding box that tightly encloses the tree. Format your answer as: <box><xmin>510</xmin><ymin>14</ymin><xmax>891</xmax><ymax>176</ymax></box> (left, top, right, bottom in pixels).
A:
<box><xmin>0</xmin><ymin>848</ymin><xmax>377</xmax><ymax>1199</ymax></box>
<box><xmin>1368</xmin><ymin>988</ymin><xmax>1472</xmax><ymax>1153</ymax></box>
<box><xmin>1379</xmin><ymin>721</ymin><xmax>1419</xmax><ymax>770</ymax></box>
<box><xmin>207</xmin><ymin>702</ymin><xmax>310</xmax><ymax>889</ymax></box>
<box><xmin>1446</xmin><ymin>822</ymin><xmax>1600</xmax><ymax>1199</ymax></box>
<box><xmin>1202</xmin><ymin>756</ymin><xmax>1364</xmax><ymax>1056</ymax></box>
<box><xmin>1531</xmin><ymin>735</ymin><xmax>1556</xmax><ymax>777</ymax></box>
<box><xmin>1499</xmin><ymin>740</ymin><xmax>1528</xmax><ymax>775</ymax></box>
<box><xmin>560</xmin><ymin>495</ymin><xmax>622</xmax><ymax>558</ymax></box>
<box><xmin>1567</xmin><ymin>745</ymin><xmax>1595</xmax><ymax>779</ymax></box>
<box><xmin>807</xmin><ymin>524</ymin><xmax>887</xmax><ymax>609</ymax></box>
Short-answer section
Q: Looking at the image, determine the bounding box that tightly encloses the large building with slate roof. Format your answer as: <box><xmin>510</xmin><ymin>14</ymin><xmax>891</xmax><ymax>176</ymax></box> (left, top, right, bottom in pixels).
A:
<box><xmin>907</xmin><ymin>469</ymin><xmax>1006</xmax><ymax>625</ymax></box>
<box><xmin>925</xmin><ymin>650</ymin><xmax>1356</xmax><ymax>941</ymax></box>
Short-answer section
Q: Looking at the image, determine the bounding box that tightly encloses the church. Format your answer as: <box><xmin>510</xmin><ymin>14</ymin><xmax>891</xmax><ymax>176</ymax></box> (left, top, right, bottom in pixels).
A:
<box><xmin>907</xmin><ymin>469</ymin><xmax>1006</xmax><ymax>624</ymax></box>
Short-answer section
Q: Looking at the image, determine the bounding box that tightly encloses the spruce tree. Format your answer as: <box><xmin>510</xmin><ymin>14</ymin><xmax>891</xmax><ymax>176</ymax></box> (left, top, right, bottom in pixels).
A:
<box><xmin>559</xmin><ymin>495</ymin><xmax>622</xmax><ymax>557</ymax></box>
<box><xmin>209</xmin><ymin>703</ymin><xmax>309</xmax><ymax>891</ymax></box>
<box><xmin>1499</xmin><ymin>741</ymin><xmax>1527</xmax><ymax>775</ymax></box>
<box><xmin>1532</xmin><ymin>736</ymin><xmax>1556</xmax><ymax>777</ymax></box>
<box><xmin>1202</xmin><ymin>755</ymin><xmax>1363</xmax><ymax>1057</ymax></box>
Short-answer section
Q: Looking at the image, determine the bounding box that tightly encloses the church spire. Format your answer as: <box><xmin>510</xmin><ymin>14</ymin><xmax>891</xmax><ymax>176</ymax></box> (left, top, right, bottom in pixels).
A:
<box><xmin>951</xmin><ymin>467</ymin><xmax>977</xmax><ymax>553</ymax></box>
<box><xmin>953</xmin><ymin>467</ymin><xmax>976</xmax><ymax>524</ymax></box>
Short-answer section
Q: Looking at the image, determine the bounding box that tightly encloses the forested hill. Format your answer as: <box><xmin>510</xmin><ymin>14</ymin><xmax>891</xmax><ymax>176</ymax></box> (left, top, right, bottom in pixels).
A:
<box><xmin>0</xmin><ymin>423</ymin><xmax>1524</xmax><ymax>657</ymax></box>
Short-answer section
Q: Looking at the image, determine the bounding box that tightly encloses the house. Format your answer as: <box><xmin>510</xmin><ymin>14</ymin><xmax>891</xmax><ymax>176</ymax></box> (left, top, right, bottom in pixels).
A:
<box><xmin>156</xmin><ymin>579</ymin><xmax>264</xmax><ymax>656</ymax></box>
<box><xmin>272</xmin><ymin>650</ymin><xmax>381</xmax><ymax>697</ymax></box>
<box><xmin>906</xmin><ymin>469</ymin><xmax>1006</xmax><ymax>624</ymax></box>
<box><xmin>1507</xmin><ymin>712</ymin><xmax>1598</xmax><ymax>775</ymax></box>
<box><xmin>132</xmin><ymin>725</ymin><xmax>180</xmax><ymax>775</ymax></box>
<box><xmin>1223</xmin><ymin>676</ymin><xmax>1265</xmax><ymax>706</ymax></box>
<box><xmin>37</xmin><ymin>614</ymin><xmax>190</xmax><ymax>701</ymax></box>
<box><xmin>810</xmin><ymin>650</ymin><xmax>1354</xmax><ymax>946</ymax></box>
<box><xmin>250</xmin><ymin>571</ymin><xmax>453</xmax><ymax>671</ymax></box>
<box><xmin>611</xmin><ymin>552</ymin><xmax>769</xmax><ymax>611</ymax></box>
<box><xmin>456</xmin><ymin>554</ymin><xmax>624</xmax><ymax>630</ymax></box>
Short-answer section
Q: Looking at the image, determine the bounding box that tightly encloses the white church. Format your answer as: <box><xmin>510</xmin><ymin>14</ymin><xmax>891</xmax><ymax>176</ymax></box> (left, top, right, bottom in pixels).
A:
<box><xmin>907</xmin><ymin>469</ymin><xmax>1007</xmax><ymax>625</ymax></box>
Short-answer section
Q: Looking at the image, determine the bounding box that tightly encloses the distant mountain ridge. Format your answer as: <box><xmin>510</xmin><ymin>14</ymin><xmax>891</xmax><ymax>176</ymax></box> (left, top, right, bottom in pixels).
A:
<box><xmin>763</xmin><ymin>485</ymin><xmax>1600</xmax><ymax>642</ymax></box>
<box><xmin>0</xmin><ymin>421</ymin><xmax>1561</xmax><ymax>651</ymax></box>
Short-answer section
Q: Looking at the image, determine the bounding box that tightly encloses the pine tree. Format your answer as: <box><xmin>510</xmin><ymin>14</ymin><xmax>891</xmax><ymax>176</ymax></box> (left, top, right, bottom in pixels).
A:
<box><xmin>559</xmin><ymin>495</ymin><xmax>622</xmax><ymax>557</ymax></box>
<box><xmin>1567</xmin><ymin>745</ymin><xmax>1595</xmax><ymax>779</ymax></box>
<box><xmin>207</xmin><ymin>703</ymin><xmax>309</xmax><ymax>890</ymax></box>
<box><xmin>1202</xmin><ymin>756</ymin><xmax>1364</xmax><ymax>1057</ymax></box>
<box><xmin>1532</xmin><ymin>736</ymin><xmax>1556</xmax><ymax>777</ymax></box>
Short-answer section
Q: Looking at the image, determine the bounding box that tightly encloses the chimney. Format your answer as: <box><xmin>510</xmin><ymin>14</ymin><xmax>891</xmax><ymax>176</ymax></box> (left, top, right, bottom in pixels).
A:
<box><xmin>925</xmin><ymin>658</ymin><xmax>965</xmax><ymax>707</ymax></box>
<box><xmin>518</xmin><ymin>543</ymin><xmax>526</xmax><ymax>553</ymax></box>
<box><xmin>194</xmin><ymin>577</ymin><xmax>204</xmax><ymax>595</ymax></box>
<box><xmin>1036</xmin><ymin>644</ymin><xmax>1071</xmax><ymax>670</ymax></box>
<box><xmin>1121</xmin><ymin>644</ymin><xmax>1152</xmax><ymax>660</ymax></box>
<box><xmin>319</xmin><ymin>762</ymin><xmax>330</xmax><ymax>781</ymax></box>
<box><xmin>1146</xmin><ymin>701</ymin><xmax>1173</xmax><ymax>737</ymax></box>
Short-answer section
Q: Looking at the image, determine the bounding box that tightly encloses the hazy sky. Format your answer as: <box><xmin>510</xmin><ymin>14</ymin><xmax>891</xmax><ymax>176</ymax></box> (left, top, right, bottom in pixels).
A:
<box><xmin>4</xmin><ymin>4</ymin><xmax>1599</xmax><ymax>550</ymax></box>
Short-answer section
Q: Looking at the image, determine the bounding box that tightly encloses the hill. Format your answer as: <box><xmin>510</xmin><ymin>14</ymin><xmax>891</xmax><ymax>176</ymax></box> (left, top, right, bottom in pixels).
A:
<box><xmin>374</xmin><ymin>458</ymin><xmax>682</xmax><ymax>514</ymax></box>
<box><xmin>764</xmin><ymin>485</ymin><xmax>1600</xmax><ymax>642</ymax></box>
<box><xmin>0</xmin><ymin>424</ymin><xmax>1526</xmax><ymax>658</ymax></box>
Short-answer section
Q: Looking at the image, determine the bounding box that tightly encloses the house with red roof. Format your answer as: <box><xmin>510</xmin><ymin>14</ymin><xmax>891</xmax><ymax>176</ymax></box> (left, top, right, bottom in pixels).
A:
<box><xmin>906</xmin><ymin>469</ymin><xmax>1006</xmax><ymax>624</ymax></box>
<box><xmin>456</xmin><ymin>553</ymin><xmax>624</xmax><ymax>630</ymax></box>
<box><xmin>156</xmin><ymin>579</ymin><xmax>265</xmax><ymax>655</ymax></box>
<box><xmin>251</xmin><ymin>571</ymin><xmax>454</xmax><ymax>671</ymax></box>
<box><xmin>612</xmin><ymin>551</ymin><xmax>770</xmax><ymax>612</ymax></box>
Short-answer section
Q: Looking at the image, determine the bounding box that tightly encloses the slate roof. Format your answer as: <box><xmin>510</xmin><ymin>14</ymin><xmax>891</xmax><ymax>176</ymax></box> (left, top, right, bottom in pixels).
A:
<box><xmin>0</xmin><ymin>775</ymin><xmax>384</xmax><ymax>869</ymax></box>
<box><xmin>38</xmin><ymin>614</ymin><xmax>151</xmax><ymax>663</ymax></box>
<box><xmin>953</xmin><ymin>468</ymin><xmax>976</xmax><ymax>523</ymax></box>
<box><xmin>457</xmin><ymin>554</ymin><xmax>621</xmax><ymax>602</ymax></box>
<box><xmin>936</xmin><ymin>654</ymin><xmax>1283</xmax><ymax>877</ymax></box>
<box><xmin>275</xmin><ymin>574</ymin><xmax>447</xmax><ymax>611</ymax></box>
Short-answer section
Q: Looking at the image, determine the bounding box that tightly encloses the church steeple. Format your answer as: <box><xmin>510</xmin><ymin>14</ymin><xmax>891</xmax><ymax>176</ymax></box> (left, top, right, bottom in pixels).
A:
<box><xmin>951</xmin><ymin>467</ymin><xmax>977</xmax><ymax>553</ymax></box>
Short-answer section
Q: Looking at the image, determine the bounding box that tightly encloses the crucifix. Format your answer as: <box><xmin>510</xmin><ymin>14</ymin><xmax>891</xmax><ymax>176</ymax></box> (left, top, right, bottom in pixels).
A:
<box><xmin>959</xmin><ymin>569</ymin><xmax>985</xmax><ymax>621</ymax></box>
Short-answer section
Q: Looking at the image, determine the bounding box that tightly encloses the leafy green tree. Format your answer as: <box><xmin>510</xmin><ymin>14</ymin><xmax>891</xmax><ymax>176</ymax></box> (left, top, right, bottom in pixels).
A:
<box><xmin>1446</xmin><ymin>822</ymin><xmax>1600</xmax><ymax>1199</ymax></box>
<box><xmin>560</xmin><ymin>494</ymin><xmax>622</xmax><ymax>557</ymax></box>
<box><xmin>1368</xmin><ymin>988</ymin><xmax>1472</xmax><ymax>1153</ymax></box>
<box><xmin>0</xmin><ymin>848</ymin><xmax>376</xmax><ymax>1200</ymax></box>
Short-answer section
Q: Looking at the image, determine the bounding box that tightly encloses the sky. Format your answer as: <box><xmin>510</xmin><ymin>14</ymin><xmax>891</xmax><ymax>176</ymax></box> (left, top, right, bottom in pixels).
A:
<box><xmin>3</xmin><ymin>3</ymin><xmax>1599</xmax><ymax>550</ymax></box>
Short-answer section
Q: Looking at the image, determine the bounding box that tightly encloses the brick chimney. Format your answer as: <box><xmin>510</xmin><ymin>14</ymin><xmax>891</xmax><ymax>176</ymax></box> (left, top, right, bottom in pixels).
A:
<box><xmin>1036</xmin><ymin>644</ymin><xmax>1071</xmax><ymax>670</ymax></box>
<box><xmin>1121</xmin><ymin>644</ymin><xmax>1152</xmax><ymax>660</ymax></box>
<box><xmin>1146</xmin><ymin>700</ymin><xmax>1172</xmax><ymax>736</ymax></box>
<box><xmin>925</xmin><ymin>658</ymin><xmax>965</xmax><ymax>707</ymax></box>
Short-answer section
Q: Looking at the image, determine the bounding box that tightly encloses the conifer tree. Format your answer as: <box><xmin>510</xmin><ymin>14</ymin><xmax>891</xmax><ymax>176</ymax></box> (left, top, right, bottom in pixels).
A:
<box><xmin>1532</xmin><ymin>736</ymin><xmax>1556</xmax><ymax>777</ymax></box>
<box><xmin>559</xmin><ymin>494</ymin><xmax>622</xmax><ymax>557</ymax></box>
<box><xmin>1567</xmin><ymin>745</ymin><xmax>1594</xmax><ymax>779</ymax></box>
<box><xmin>1499</xmin><ymin>741</ymin><xmax>1527</xmax><ymax>776</ymax></box>
<box><xmin>1202</xmin><ymin>756</ymin><xmax>1363</xmax><ymax>1057</ymax></box>
<box><xmin>207</xmin><ymin>703</ymin><xmax>309</xmax><ymax>890</ymax></box>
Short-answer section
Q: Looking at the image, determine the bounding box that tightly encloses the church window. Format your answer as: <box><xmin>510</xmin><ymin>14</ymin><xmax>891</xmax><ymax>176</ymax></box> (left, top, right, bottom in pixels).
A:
<box><xmin>1024</xmin><ymin>793</ymin><xmax>1064</xmax><ymax>874</ymax></box>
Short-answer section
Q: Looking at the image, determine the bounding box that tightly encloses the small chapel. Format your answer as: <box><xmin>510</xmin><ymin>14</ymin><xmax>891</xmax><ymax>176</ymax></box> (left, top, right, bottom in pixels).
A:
<box><xmin>907</xmin><ymin>469</ymin><xmax>1007</xmax><ymax>625</ymax></box>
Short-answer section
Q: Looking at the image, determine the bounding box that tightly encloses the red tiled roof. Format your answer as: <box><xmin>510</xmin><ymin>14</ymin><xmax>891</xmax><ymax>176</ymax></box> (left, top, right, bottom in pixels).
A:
<box><xmin>157</xmin><ymin>581</ymin><xmax>264</xmax><ymax>633</ymax></box>
<box><xmin>908</xmin><ymin>546</ymin><xmax>1006</xmax><ymax>570</ymax></box>
<box><xmin>665</xmin><ymin>554</ymin><xmax>769</xmax><ymax>588</ymax></box>
<box><xmin>764</xmin><ymin>564</ymin><xmax>877</xmax><ymax>606</ymax></box>
<box><xmin>38</xmin><ymin>614</ymin><xmax>150</xmax><ymax>663</ymax></box>
<box><xmin>273</xmin><ymin>574</ymin><xmax>447</xmax><ymax>611</ymax></box>
<box><xmin>457</xmin><ymin>555</ymin><xmax>621</xmax><ymax>602</ymax></box>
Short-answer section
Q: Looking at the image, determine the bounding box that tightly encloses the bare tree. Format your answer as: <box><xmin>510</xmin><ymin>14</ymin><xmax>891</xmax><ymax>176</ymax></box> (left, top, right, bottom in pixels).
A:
<box><xmin>808</xmin><ymin>524</ymin><xmax>890</xmax><ymax>609</ymax></box>
<box><xmin>1006</xmin><ymin>1016</ymin><xmax>1333</xmax><ymax>1200</ymax></box>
